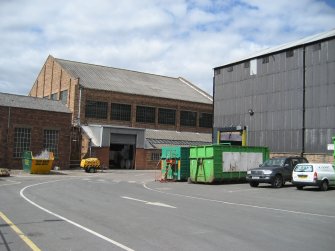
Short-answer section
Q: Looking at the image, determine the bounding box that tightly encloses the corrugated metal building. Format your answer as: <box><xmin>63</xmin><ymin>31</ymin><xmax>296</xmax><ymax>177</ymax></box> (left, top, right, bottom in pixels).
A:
<box><xmin>213</xmin><ymin>29</ymin><xmax>335</xmax><ymax>161</ymax></box>
<box><xmin>30</xmin><ymin>56</ymin><xmax>213</xmax><ymax>169</ymax></box>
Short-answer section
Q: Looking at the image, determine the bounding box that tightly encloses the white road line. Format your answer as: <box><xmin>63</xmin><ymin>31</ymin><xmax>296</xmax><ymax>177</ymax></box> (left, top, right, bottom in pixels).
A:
<box><xmin>143</xmin><ymin>182</ymin><xmax>335</xmax><ymax>219</ymax></box>
<box><xmin>0</xmin><ymin>181</ymin><xmax>21</xmax><ymax>187</ymax></box>
<box><xmin>128</xmin><ymin>181</ymin><xmax>136</xmax><ymax>183</ymax></box>
<box><xmin>20</xmin><ymin>179</ymin><xmax>135</xmax><ymax>251</ymax></box>
<box><xmin>122</xmin><ymin>196</ymin><xmax>176</xmax><ymax>209</ymax></box>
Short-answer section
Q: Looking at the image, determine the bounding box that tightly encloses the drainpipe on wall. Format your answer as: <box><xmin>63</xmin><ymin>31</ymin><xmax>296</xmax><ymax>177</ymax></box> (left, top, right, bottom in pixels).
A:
<box><xmin>5</xmin><ymin>107</ymin><xmax>11</xmax><ymax>167</ymax></box>
<box><xmin>301</xmin><ymin>47</ymin><xmax>306</xmax><ymax>157</ymax></box>
<box><xmin>77</xmin><ymin>81</ymin><xmax>82</xmax><ymax>126</ymax></box>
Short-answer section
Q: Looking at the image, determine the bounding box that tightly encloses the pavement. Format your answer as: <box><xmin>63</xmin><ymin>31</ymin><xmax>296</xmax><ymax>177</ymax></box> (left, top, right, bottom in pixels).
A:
<box><xmin>1</xmin><ymin>169</ymin><xmax>335</xmax><ymax>251</ymax></box>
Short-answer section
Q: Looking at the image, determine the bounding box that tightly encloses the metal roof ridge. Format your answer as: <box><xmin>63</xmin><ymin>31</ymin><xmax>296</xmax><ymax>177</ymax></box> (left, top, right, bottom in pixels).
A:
<box><xmin>54</xmin><ymin>57</ymin><xmax>181</xmax><ymax>81</ymax></box>
<box><xmin>178</xmin><ymin>77</ymin><xmax>213</xmax><ymax>102</ymax></box>
<box><xmin>215</xmin><ymin>28</ymin><xmax>335</xmax><ymax>68</ymax></box>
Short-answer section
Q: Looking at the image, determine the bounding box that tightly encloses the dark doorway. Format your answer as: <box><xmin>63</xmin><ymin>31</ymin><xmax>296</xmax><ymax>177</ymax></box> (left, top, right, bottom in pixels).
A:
<box><xmin>109</xmin><ymin>144</ymin><xmax>135</xmax><ymax>169</ymax></box>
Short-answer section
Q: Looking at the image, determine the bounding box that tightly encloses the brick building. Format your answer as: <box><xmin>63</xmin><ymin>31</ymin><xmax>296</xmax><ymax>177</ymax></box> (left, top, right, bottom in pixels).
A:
<box><xmin>0</xmin><ymin>92</ymin><xmax>72</xmax><ymax>169</ymax></box>
<box><xmin>29</xmin><ymin>55</ymin><xmax>213</xmax><ymax>169</ymax></box>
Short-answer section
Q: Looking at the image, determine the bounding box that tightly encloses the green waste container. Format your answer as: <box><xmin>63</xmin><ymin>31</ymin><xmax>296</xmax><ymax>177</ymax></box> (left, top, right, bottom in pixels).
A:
<box><xmin>189</xmin><ymin>144</ymin><xmax>269</xmax><ymax>183</ymax></box>
<box><xmin>22</xmin><ymin>151</ymin><xmax>54</xmax><ymax>174</ymax></box>
<box><xmin>161</xmin><ymin>146</ymin><xmax>190</xmax><ymax>181</ymax></box>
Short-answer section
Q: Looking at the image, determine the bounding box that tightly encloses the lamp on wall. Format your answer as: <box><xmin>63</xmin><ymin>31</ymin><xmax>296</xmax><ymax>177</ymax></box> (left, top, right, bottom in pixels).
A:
<box><xmin>248</xmin><ymin>109</ymin><xmax>254</xmax><ymax>116</ymax></box>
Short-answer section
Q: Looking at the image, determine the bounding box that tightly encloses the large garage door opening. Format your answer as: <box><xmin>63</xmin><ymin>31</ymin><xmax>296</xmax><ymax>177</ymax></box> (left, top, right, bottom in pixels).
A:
<box><xmin>109</xmin><ymin>134</ymin><xmax>136</xmax><ymax>169</ymax></box>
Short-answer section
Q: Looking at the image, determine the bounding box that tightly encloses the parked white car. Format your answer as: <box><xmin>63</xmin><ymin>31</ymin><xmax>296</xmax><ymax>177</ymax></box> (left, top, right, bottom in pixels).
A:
<box><xmin>292</xmin><ymin>163</ymin><xmax>335</xmax><ymax>191</ymax></box>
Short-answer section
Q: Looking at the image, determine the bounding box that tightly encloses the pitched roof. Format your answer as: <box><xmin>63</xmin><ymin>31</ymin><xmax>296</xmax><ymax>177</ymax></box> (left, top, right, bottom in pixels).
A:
<box><xmin>54</xmin><ymin>57</ymin><xmax>213</xmax><ymax>104</ymax></box>
<box><xmin>0</xmin><ymin>92</ymin><xmax>71</xmax><ymax>113</ymax></box>
<box><xmin>145</xmin><ymin>129</ymin><xmax>212</xmax><ymax>149</ymax></box>
<box><xmin>215</xmin><ymin>28</ymin><xmax>335</xmax><ymax>68</ymax></box>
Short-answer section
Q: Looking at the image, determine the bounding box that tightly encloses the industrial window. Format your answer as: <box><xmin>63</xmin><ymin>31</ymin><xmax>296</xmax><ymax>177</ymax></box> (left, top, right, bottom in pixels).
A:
<box><xmin>250</xmin><ymin>59</ymin><xmax>257</xmax><ymax>75</ymax></box>
<box><xmin>44</xmin><ymin>130</ymin><xmax>59</xmax><ymax>157</ymax></box>
<box><xmin>227</xmin><ymin>66</ymin><xmax>233</xmax><ymax>72</ymax></box>
<box><xmin>85</xmin><ymin>100</ymin><xmax>108</xmax><ymax>119</ymax></box>
<box><xmin>286</xmin><ymin>50</ymin><xmax>294</xmax><ymax>58</ymax></box>
<box><xmin>199</xmin><ymin>113</ymin><xmax>213</xmax><ymax>128</ymax></box>
<box><xmin>111</xmin><ymin>103</ymin><xmax>131</xmax><ymax>121</ymax></box>
<box><xmin>180</xmin><ymin>111</ymin><xmax>197</xmax><ymax>127</ymax></box>
<box><xmin>262</xmin><ymin>56</ymin><xmax>269</xmax><ymax>64</ymax></box>
<box><xmin>51</xmin><ymin>93</ymin><xmax>58</xmax><ymax>100</ymax></box>
<box><xmin>151</xmin><ymin>152</ymin><xmax>161</xmax><ymax>161</ymax></box>
<box><xmin>13</xmin><ymin>128</ymin><xmax>31</xmax><ymax>158</ymax></box>
<box><xmin>244</xmin><ymin>61</ymin><xmax>250</xmax><ymax>68</ymax></box>
<box><xmin>313</xmin><ymin>43</ymin><xmax>321</xmax><ymax>51</ymax></box>
<box><xmin>60</xmin><ymin>90</ymin><xmax>68</xmax><ymax>104</ymax></box>
<box><xmin>158</xmin><ymin>108</ymin><xmax>176</xmax><ymax>125</ymax></box>
<box><xmin>136</xmin><ymin>106</ymin><xmax>155</xmax><ymax>123</ymax></box>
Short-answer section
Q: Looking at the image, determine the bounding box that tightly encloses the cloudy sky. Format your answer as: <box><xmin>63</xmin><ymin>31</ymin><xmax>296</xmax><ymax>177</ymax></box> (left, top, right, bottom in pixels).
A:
<box><xmin>0</xmin><ymin>0</ymin><xmax>335</xmax><ymax>96</ymax></box>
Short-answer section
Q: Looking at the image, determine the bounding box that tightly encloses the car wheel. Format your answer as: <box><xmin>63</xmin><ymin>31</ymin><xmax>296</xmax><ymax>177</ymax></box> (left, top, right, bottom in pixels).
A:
<box><xmin>272</xmin><ymin>175</ymin><xmax>283</xmax><ymax>188</ymax></box>
<box><xmin>249</xmin><ymin>182</ymin><xmax>259</xmax><ymax>187</ymax></box>
<box><xmin>296</xmin><ymin>186</ymin><xmax>303</xmax><ymax>190</ymax></box>
<box><xmin>319</xmin><ymin>180</ymin><xmax>328</xmax><ymax>191</ymax></box>
<box><xmin>88</xmin><ymin>167</ymin><xmax>95</xmax><ymax>173</ymax></box>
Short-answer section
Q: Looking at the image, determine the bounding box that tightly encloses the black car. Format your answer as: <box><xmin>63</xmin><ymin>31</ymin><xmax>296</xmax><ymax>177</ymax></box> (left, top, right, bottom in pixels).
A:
<box><xmin>246</xmin><ymin>157</ymin><xmax>308</xmax><ymax>188</ymax></box>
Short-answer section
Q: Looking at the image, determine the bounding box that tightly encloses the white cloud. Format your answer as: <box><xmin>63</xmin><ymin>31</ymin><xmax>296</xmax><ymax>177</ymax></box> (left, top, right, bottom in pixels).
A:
<box><xmin>0</xmin><ymin>0</ymin><xmax>334</xmax><ymax>95</ymax></box>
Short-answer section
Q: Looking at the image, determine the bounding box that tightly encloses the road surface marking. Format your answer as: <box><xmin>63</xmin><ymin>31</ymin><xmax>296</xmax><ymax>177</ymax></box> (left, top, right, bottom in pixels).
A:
<box><xmin>0</xmin><ymin>180</ymin><xmax>21</xmax><ymax>187</ymax></box>
<box><xmin>20</xmin><ymin>180</ymin><xmax>135</xmax><ymax>251</ymax></box>
<box><xmin>0</xmin><ymin>211</ymin><xmax>41</xmax><ymax>251</ymax></box>
<box><xmin>128</xmin><ymin>181</ymin><xmax>136</xmax><ymax>183</ymax></box>
<box><xmin>122</xmin><ymin>196</ymin><xmax>176</xmax><ymax>208</ymax></box>
<box><xmin>143</xmin><ymin>182</ymin><xmax>335</xmax><ymax>219</ymax></box>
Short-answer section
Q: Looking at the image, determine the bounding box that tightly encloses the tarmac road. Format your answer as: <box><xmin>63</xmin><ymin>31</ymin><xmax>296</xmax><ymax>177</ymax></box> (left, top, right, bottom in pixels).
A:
<box><xmin>1</xmin><ymin>170</ymin><xmax>335</xmax><ymax>251</ymax></box>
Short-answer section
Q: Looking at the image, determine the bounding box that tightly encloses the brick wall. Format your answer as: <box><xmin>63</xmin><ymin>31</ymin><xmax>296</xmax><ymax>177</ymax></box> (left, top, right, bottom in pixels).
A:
<box><xmin>29</xmin><ymin>55</ymin><xmax>79</xmax><ymax>124</ymax></box>
<box><xmin>91</xmin><ymin>147</ymin><xmax>109</xmax><ymax>169</ymax></box>
<box><xmin>144</xmin><ymin>149</ymin><xmax>161</xmax><ymax>170</ymax></box>
<box><xmin>0</xmin><ymin>106</ymin><xmax>71</xmax><ymax>170</ymax></box>
<box><xmin>29</xmin><ymin>56</ymin><xmax>212</xmax><ymax>134</ymax></box>
<box><xmin>135</xmin><ymin>148</ymin><xmax>146</xmax><ymax>169</ymax></box>
<box><xmin>270</xmin><ymin>152</ymin><xmax>334</xmax><ymax>164</ymax></box>
<box><xmin>81</xmin><ymin>88</ymin><xmax>212</xmax><ymax>134</ymax></box>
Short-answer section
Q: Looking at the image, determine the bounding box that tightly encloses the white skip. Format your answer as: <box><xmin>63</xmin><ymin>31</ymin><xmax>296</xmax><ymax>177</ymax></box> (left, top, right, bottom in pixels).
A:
<box><xmin>121</xmin><ymin>196</ymin><xmax>176</xmax><ymax>209</ymax></box>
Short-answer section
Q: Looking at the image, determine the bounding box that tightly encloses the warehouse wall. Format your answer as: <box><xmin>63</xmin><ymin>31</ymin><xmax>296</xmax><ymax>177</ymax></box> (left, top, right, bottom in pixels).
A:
<box><xmin>214</xmin><ymin>37</ymin><xmax>335</xmax><ymax>155</ymax></box>
<box><xmin>304</xmin><ymin>39</ymin><xmax>335</xmax><ymax>153</ymax></box>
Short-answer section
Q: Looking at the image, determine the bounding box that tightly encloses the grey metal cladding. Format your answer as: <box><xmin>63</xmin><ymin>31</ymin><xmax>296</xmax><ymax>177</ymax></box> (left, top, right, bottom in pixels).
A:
<box><xmin>214</xmin><ymin>32</ymin><xmax>335</xmax><ymax>154</ymax></box>
<box><xmin>305</xmin><ymin>128</ymin><xmax>335</xmax><ymax>153</ymax></box>
<box><xmin>328</xmin><ymin>62</ymin><xmax>335</xmax><ymax>85</ymax></box>
<box><xmin>216</xmin><ymin>29</ymin><xmax>335</xmax><ymax>68</ymax></box>
<box><xmin>329</xmin><ymin>40</ymin><xmax>335</xmax><ymax>61</ymax></box>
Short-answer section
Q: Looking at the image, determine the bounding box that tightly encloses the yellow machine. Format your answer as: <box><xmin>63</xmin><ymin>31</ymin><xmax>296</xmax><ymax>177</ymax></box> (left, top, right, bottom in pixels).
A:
<box><xmin>0</xmin><ymin>168</ymin><xmax>10</xmax><ymax>177</ymax></box>
<box><xmin>80</xmin><ymin>158</ymin><xmax>101</xmax><ymax>173</ymax></box>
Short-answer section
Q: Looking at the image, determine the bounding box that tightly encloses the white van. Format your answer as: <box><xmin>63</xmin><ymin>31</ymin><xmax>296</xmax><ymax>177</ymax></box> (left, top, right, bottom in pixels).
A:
<box><xmin>292</xmin><ymin>163</ymin><xmax>335</xmax><ymax>191</ymax></box>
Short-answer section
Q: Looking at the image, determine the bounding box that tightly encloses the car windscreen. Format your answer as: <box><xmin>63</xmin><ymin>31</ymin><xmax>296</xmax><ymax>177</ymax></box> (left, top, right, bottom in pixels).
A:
<box><xmin>262</xmin><ymin>159</ymin><xmax>285</xmax><ymax>167</ymax></box>
<box><xmin>294</xmin><ymin>165</ymin><xmax>313</xmax><ymax>172</ymax></box>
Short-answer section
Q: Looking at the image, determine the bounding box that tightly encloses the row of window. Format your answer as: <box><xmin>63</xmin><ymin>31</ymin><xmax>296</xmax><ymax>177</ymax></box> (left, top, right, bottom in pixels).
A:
<box><xmin>48</xmin><ymin>90</ymin><xmax>68</xmax><ymax>104</ymax></box>
<box><xmin>219</xmin><ymin>48</ymin><xmax>299</xmax><ymax>75</ymax></box>
<box><xmin>13</xmin><ymin>128</ymin><xmax>59</xmax><ymax>158</ymax></box>
<box><xmin>85</xmin><ymin>101</ymin><xmax>213</xmax><ymax>128</ymax></box>
<box><xmin>218</xmin><ymin>43</ymin><xmax>323</xmax><ymax>75</ymax></box>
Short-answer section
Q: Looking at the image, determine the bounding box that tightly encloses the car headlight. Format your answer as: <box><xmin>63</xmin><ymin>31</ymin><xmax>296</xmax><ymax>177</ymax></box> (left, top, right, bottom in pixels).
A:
<box><xmin>247</xmin><ymin>170</ymin><xmax>251</xmax><ymax>174</ymax></box>
<box><xmin>263</xmin><ymin>170</ymin><xmax>272</xmax><ymax>175</ymax></box>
